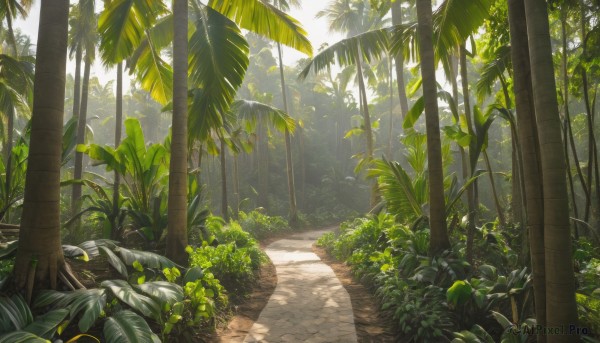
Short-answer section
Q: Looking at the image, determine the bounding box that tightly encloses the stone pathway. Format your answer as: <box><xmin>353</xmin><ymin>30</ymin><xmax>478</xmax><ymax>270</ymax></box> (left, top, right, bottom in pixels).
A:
<box><xmin>243</xmin><ymin>229</ymin><xmax>358</xmax><ymax>343</ymax></box>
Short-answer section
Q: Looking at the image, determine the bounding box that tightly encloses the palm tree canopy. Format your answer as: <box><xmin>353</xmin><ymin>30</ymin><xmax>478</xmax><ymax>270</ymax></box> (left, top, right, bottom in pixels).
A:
<box><xmin>298</xmin><ymin>28</ymin><xmax>389</xmax><ymax>80</ymax></box>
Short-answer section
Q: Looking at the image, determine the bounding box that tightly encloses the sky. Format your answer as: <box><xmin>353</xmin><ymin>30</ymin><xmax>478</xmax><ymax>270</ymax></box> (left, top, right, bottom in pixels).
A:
<box><xmin>13</xmin><ymin>2</ymin><xmax>342</xmax><ymax>90</ymax></box>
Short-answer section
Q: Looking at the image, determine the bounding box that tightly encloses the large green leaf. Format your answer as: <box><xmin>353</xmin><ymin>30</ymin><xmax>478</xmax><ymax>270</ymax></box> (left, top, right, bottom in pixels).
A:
<box><xmin>130</xmin><ymin>33</ymin><xmax>173</xmax><ymax>105</ymax></box>
<box><xmin>23</xmin><ymin>309</ymin><xmax>69</xmax><ymax>339</ymax></box>
<box><xmin>188</xmin><ymin>6</ymin><xmax>249</xmax><ymax>143</ymax></box>
<box><xmin>103</xmin><ymin>310</ymin><xmax>158</xmax><ymax>343</ymax></box>
<box><xmin>100</xmin><ymin>280</ymin><xmax>161</xmax><ymax>320</ymax></box>
<box><xmin>77</xmin><ymin>239</ymin><xmax>120</xmax><ymax>259</ymax></box>
<box><xmin>207</xmin><ymin>0</ymin><xmax>312</xmax><ymax>56</ymax></box>
<box><xmin>134</xmin><ymin>281</ymin><xmax>183</xmax><ymax>307</ymax></box>
<box><xmin>99</xmin><ymin>246</ymin><xmax>129</xmax><ymax>278</ymax></box>
<box><xmin>446</xmin><ymin>280</ymin><xmax>472</xmax><ymax>306</ymax></box>
<box><xmin>402</xmin><ymin>95</ymin><xmax>424</xmax><ymax>129</ymax></box>
<box><xmin>33</xmin><ymin>289</ymin><xmax>108</xmax><ymax>334</ymax></box>
<box><xmin>116</xmin><ymin>247</ymin><xmax>176</xmax><ymax>270</ymax></box>
<box><xmin>0</xmin><ymin>331</ymin><xmax>48</xmax><ymax>343</ymax></box>
<box><xmin>0</xmin><ymin>294</ymin><xmax>32</xmax><ymax>332</ymax></box>
<box><xmin>98</xmin><ymin>0</ymin><xmax>167</xmax><ymax>64</ymax></box>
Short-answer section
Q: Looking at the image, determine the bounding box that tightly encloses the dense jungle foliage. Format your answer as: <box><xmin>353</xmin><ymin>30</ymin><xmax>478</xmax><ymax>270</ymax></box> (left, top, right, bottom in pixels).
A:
<box><xmin>0</xmin><ymin>0</ymin><xmax>599</xmax><ymax>342</ymax></box>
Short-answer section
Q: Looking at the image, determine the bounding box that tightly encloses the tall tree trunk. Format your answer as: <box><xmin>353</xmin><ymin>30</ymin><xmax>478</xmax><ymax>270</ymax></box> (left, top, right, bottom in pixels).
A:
<box><xmin>232</xmin><ymin>154</ymin><xmax>240</xmax><ymax>218</ymax></box>
<box><xmin>561</xmin><ymin>11</ymin><xmax>585</xmax><ymax>236</ymax></box>
<box><xmin>257</xmin><ymin>121</ymin><xmax>269</xmax><ymax>209</ymax></box>
<box><xmin>112</xmin><ymin>62</ymin><xmax>123</xmax><ymax>239</ymax></box>
<box><xmin>460</xmin><ymin>45</ymin><xmax>477</xmax><ymax>264</ymax></box>
<box><xmin>579</xmin><ymin>0</ymin><xmax>597</xmax><ymax>226</ymax></box>
<box><xmin>276</xmin><ymin>43</ymin><xmax>298</xmax><ymax>225</ymax></box>
<box><xmin>14</xmin><ymin>0</ymin><xmax>69</xmax><ymax>296</ymax></box>
<box><xmin>4</xmin><ymin>107</ymin><xmax>14</xmax><ymax>220</ymax></box>
<box><xmin>388</xmin><ymin>55</ymin><xmax>394</xmax><ymax>159</ymax></box>
<box><xmin>391</xmin><ymin>0</ymin><xmax>409</xmax><ymax>120</ymax></box>
<box><xmin>523</xmin><ymin>0</ymin><xmax>579</xmax><ymax>339</ymax></box>
<box><xmin>483</xmin><ymin>151</ymin><xmax>506</xmax><ymax>227</ymax></box>
<box><xmin>220</xmin><ymin>138</ymin><xmax>229</xmax><ymax>222</ymax></box>
<box><xmin>72</xmin><ymin>45</ymin><xmax>82</xmax><ymax>120</ymax></box>
<box><xmin>416</xmin><ymin>0</ymin><xmax>450</xmax><ymax>256</ymax></box>
<box><xmin>508</xmin><ymin>0</ymin><xmax>546</xmax><ymax>337</ymax></box>
<box><xmin>355</xmin><ymin>49</ymin><xmax>378</xmax><ymax>208</ymax></box>
<box><xmin>166</xmin><ymin>0</ymin><xmax>189</xmax><ymax>265</ymax></box>
<box><xmin>71</xmin><ymin>55</ymin><xmax>91</xmax><ymax>230</ymax></box>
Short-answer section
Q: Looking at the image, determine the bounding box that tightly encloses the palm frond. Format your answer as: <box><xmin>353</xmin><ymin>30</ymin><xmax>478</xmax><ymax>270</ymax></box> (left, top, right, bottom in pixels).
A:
<box><xmin>98</xmin><ymin>0</ymin><xmax>167</xmax><ymax>64</ymax></box>
<box><xmin>475</xmin><ymin>45</ymin><xmax>511</xmax><ymax>102</ymax></box>
<box><xmin>298</xmin><ymin>28</ymin><xmax>389</xmax><ymax>80</ymax></box>
<box><xmin>188</xmin><ymin>6</ymin><xmax>250</xmax><ymax>144</ymax></box>
<box><xmin>208</xmin><ymin>0</ymin><xmax>312</xmax><ymax>56</ymax></box>
<box><xmin>232</xmin><ymin>99</ymin><xmax>295</xmax><ymax>133</ymax></box>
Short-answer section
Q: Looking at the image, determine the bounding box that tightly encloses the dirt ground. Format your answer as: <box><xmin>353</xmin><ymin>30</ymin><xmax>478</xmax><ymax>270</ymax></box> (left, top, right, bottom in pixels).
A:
<box><xmin>213</xmin><ymin>235</ymin><xmax>397</xmax><ymax>343</ymax></box>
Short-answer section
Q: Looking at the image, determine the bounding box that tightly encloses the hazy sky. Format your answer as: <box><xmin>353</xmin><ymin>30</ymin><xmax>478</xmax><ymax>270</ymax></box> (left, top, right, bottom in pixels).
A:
<box><xmin>13</xmin><ymin>2</ymin><xmax>341</xmax><ymax>88</ymax></box>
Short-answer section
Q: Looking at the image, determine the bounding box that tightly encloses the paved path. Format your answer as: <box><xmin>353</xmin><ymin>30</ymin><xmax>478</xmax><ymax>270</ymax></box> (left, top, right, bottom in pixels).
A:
<box><xmin>244</xmin><ymin>229</ymin><xmax>358</xmax><ymax>343</ymax></box>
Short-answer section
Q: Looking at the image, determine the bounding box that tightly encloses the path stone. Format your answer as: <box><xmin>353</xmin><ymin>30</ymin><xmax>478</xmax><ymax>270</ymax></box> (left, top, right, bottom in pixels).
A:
<box><xmin>244</xmin><ymin>229</ymin><xmax>358</xmax><ymax>343</ymax></box>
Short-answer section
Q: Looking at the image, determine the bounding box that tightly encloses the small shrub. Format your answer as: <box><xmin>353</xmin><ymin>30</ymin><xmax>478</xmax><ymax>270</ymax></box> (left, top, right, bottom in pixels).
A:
<box><xmin>187</xmin><ymin>242</ymin><xmax>264</xmax><ymax>296</ymax></box>
<box><xmin>238</xmin><ymin>210</ymin><xmax>290</xmax><ymax>239</ymax></box>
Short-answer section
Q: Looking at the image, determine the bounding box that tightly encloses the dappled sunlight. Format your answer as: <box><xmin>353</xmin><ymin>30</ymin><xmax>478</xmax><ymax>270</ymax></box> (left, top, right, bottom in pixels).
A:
<box><xmin>244</xmin><ymin>231</ymin><xmax>358</xmax><ymax>343</ymax></box>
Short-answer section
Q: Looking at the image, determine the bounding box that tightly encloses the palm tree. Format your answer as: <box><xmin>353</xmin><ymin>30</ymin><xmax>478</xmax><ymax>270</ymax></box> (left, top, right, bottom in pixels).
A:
<box><xmin>99</xmin><ymin>0</ymin><xmax>311</xmax><ymax>257</ymax></box>
<box><xmin>299</xmin><ymin>28</ymin><xmax>388</xmax><ymax>208</ymax></box>
<box><xmin>523</xmin><ymin>0</ymin><xmax>579</xmax><ymax>339</ymax></box>
<box><xmin>507</xmin><ymin>0</ymin><xmax>546</xmax><ymax>336</ymax></box>
<box><xmin>415</xmin><ymin>0</ymin><xmax>450</xmax><ymax>256</ymax></box>
<box><xmin>166</xmin><ymin>0</ymin><xmax>189</xmax><ymax>265</ymax></box>
<box><xmin>13</xmin><ymin>0</ymin><xmax>70</xmax><ymax>296</ymax></box>
<box><xmin>391</xmin><ymin>0</ymin><xmax>409</xmax><ymax>120</ymax></box>
<box><xmin>0</xmin><ymin>0</ymin><xmax>32</xmax><ymax>56</ymax></box>
<box><xmin>71</xmin><ymin>0</ymin><xmax>97</xmax><ymax>223</ymax></box>
<box><xmin>271</xmin><ymin>0</ymin><xmax>299</xmax><ymax>225</ymax></box>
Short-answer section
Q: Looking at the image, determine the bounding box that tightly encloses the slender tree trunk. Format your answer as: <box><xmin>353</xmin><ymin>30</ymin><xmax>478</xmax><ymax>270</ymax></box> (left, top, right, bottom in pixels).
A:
<box><xmin>388</xmin><ymin>55</ymin><xmax>394</xmax><ymax>159</ymax></box>
<box><xmin>72</xmin><ymin>45</ymin><xmax>82</xmax><ymax>120</ymax></box>
<box><xmin>564</xmin><ymin>119</ymin><xmax>581</xmax><ymax>238</ymax></box>
<box><xmin>508</xmin><ymin>0</ymin><xmax>546</xmax><ymax>337</ymax></box>
<box><xmin>4</xmin><ymin>107</ymin><xmax>14</xmax><ymax>220</ymax></box>
<box><xmin>71</xmin><ymin>55</ymin><xmax>91</xmax><ymax>229</ymax></box>
<box><xmin>276</xmin><ymin>43</ymin><xmax>298</xmax><ymax>225</ymax></box>
<box><xmin>14</xmin><ymin>0</ymin><xmax>69</xmax><ymax>296</ymax></box>
<box><xmin>233</xmin><ymin>154</ymin><xmax>240</xmax><ymax>218</ymax></box>
<box><xmin>391</xmin><ymin>0</ymin><xmax>409</xmax><ymax>120</ymax></box>
<box><xmin>561</xmin><ymin>12</ymin><xmax>584</xmax><ymax>237</ymax></box>
<box><xmin>257</xmin><ymin>121</ymin><xmax>269</xmax><ymax>209</ymax></box>
<box><xmin>460</xmin><ymin>45</ymin><xmax>477</xmax><ymax>264</ymax></box>
<box><xmin>579</xmin><ymin>0</ymin><xmax>597</xmax><ymax>226</ymax></box>
<box><xmin>483</xmin><ymin>151</ymin><xmax>506</xmax><ymax>227</ymax></box>
<box><xmin>166</xmin><ymin>0</ymin><xmax>189</xmax><ymax>265</ymax></box>
<box><xmin>220</xmin><ymin>138</ymin><xmax>229</xmax><ymax>222</ymax></box>
<box><xmin>112</xmin><ymin>62</ymin><xmax>123</xmax><ymax>239</ymax></box>
<box><xmin>416</xmin><ymin>0</ymin><xmax>450</xmax><ymax>256</ymax></box>
<box><xmin>355</xmin><ymin>49</ymin><xmax>378</xmax><ymax>208</ymax></box>
<box><xmin>523</xmin><ymin>0</ymin><xmax>579</xmax><ymax>339</ymax></box>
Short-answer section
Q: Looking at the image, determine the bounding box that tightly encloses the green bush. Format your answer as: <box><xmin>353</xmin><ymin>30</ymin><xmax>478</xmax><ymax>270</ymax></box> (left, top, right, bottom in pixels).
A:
<box><xmin>238</xmin><ymin>210</ymin><xmax>290</xmax><ymax>239</ymax></box>
<box><xmin>187</xmin><ymin>241</ymin><xmax>264</xmax><ymax>297</ymax></box>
